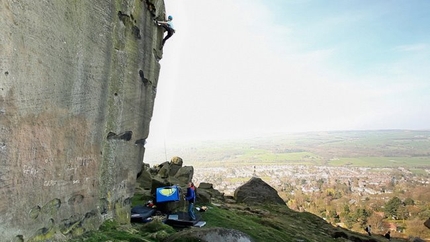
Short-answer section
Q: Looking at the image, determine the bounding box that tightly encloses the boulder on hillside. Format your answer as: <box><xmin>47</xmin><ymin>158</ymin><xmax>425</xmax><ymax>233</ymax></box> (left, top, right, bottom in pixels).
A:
<box><xmin>157</xmin><ymin>162</ymin><xmax>170</xmax><ymax>178</ymax></box>
<box><xmin>137</xmin><ymin>162</ymin><xmax>148</xmax><ymax>177</ymax></box>
<box><xmin>170</xmin><ymin>156</ymin><xmax>183</xmax><ymax>166</ymax></box>
<box><xmin>197</xmin><ymin>182</ymin><xmax>225</xmax><ymax>204</ymax></box>
<box><xmin>196</xmin><ymin>189</ymin><xmax>211</xmax><ymax>204</ymax></box>
<box><xmin>168</xmin><ymin>164</ymin><xmax>182</xmax><ymax>177</ymax></box>
<box><xmin>145</xmin><ymin>157</ymin><xmax>192</xmax><ymax>189</ymax></box>
<box><xmin>199</xmin><ymin>182</ymin><xmax>214</xmax><ymax>189</ymax></box>
<box><xmin>234</xmin><ymin>177</ymin><xmax>285</xmax><ymax>205</ymax></box>
<box><xmin>136</xmin><ymin>169</ymin><xmax>152</xmax><ymax>190</ymax></box>
<box><xmin>150</xmin><ymin>176</ymin><xmax>172</xmax><ymax>195</ymax></box>
<box><xmin>134</xmin><ymin>157</ymin><xmax>197</xmax><ymax>213</ymax></box>
<box><xmin>134</xmin><ymin>157</ymin><xmax>233</xmax><ymax>213</ymax></box>
<box><xmin>168</xmin><ymin>156</ymin><xmax>183</xmax><ymax>177</ymax></box>
<box><xmin>173</xmin><ymin>166</ymin><xmax>194</xmax><ymax>185</ymax></box>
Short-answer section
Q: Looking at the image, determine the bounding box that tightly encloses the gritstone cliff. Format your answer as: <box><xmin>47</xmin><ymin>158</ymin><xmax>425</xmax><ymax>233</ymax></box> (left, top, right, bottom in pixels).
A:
<box><xmin>0</xmin><ymin>0</ymin><xmax>166</xmax><ymax>240</ymax></box>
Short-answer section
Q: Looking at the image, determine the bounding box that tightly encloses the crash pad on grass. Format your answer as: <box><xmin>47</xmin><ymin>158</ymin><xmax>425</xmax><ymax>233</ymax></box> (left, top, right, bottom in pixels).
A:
<box><xmin>164</xmin><ymin>211</ymin><xmax>203</xmax><ymax>227</ymax></box>
<box><xmin>130</xmin><ymin>205</ymin><xmax>156</xmax><ymax>223</ymax></box>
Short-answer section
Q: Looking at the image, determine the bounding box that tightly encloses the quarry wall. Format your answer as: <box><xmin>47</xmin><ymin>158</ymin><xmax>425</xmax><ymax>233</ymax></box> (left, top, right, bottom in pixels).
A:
<box><xmin>0</xmin><ymin>0</ymin><xmax>165</xmax><ymax>240</ymax></box>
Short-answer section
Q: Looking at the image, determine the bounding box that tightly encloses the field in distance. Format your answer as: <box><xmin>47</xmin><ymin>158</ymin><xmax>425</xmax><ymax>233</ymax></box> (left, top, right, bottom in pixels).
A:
<box><xmin>145</xmin><ymin>130</ymin><xmax>430</xmax><ymax>169</ymax></box>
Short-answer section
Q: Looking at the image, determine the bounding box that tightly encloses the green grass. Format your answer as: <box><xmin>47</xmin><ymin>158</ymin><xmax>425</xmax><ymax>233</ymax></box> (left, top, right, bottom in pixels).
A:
<box><xmin>201</xmin><ymin>150</ymin><xmax>325</xmax><ymax>167</ymax></box>
<box><xmin>199</xmin><ymin>205</ymin><xmax>302</xmax><ymax>242</ymax></box>
<box><xmin>82</xmin><ymin>130</ymin><xmax>428</xmax><ymax>241</ymax></box>
<box><xmin>254</xmin><ymin>152</ymin><xmax>321</xmax><ymax>162</ymax></box>
<box><xmin>182</xmin><ymin>203</ymin><xmax>385</xmax><ymax>242</ymax></box>
<box><xmin>167</xmin><ymin>130</ymin><xmax>430</xmax><ymax>169</ymax></box>
<box><xmin>409</xmin><ymin>168</ymin><xmax>428</xmax><ymax>175</ymax></box>
<box><xmin>69</xmin><ymin>220</ymin><xmax>146</xmax><ymax>242</ymax></box>
<box><xmin>327</xmin><ymin>157</ymin><xmax>430</xmax><ymax>167</ymax></box>
<box><xmin>70</xmin><ymin>218</ymin><xmax>177</xmax><ymax>242</ymax></box>
<box><xmin>70</xmin><ymin>202</ymin><xmax>393</xmax><ymax>242</ymax></box>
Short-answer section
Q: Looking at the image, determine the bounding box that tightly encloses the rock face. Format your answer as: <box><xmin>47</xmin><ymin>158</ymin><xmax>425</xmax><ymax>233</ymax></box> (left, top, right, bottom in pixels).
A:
<box><xmin>0</xmin><ymin>0</ymin><xmax>166</xmax><ymax>240</ymax></box>
<box><xmin>198</xmin><ymin>182</ymin><xmax>225</xmax><ymax>204</ymax></box>
<box><xmin>234</xmin><ymin>177</ymin><xmax>286</xmax><ymax>205</ymax></box>
<box><xmin>136</xmin><ymin>159</ymin><xmax>225</xmax><ymax>210</ymax></box>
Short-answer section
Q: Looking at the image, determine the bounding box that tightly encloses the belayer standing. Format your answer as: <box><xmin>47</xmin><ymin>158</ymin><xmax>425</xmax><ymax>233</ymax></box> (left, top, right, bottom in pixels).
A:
<box><xmin>185</xmin><ymin>182</ymin><xmax>196</xmax><ymax>221</ymax></box>
<box><xmin>365</xmin><ymin>225</ymin><xmax>372</xmax><ymax>236</ymax></box>
<box><xmin>155</xmin><ymin>15</ymin><xmax>175</xmax><ymax>47</ymax></box>
<box><xmin>384</xmin><ymin>231</ymin><xmax>391</xmax><ymax>241</ymax></box>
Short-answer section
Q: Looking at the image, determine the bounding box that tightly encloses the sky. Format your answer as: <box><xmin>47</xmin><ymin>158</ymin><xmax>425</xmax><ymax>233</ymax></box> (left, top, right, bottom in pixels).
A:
<box><xmin>145</xmin><ymin>0</ymin><xmax>430</xmax><ymax>149</ymax></box>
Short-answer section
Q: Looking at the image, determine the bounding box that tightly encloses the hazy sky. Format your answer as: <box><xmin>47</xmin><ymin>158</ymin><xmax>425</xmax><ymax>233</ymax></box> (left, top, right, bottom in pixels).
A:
<box><xmin>146</xmin><ymin>0</ymin><xmax>430</xmax><ymax>148</ymax></box>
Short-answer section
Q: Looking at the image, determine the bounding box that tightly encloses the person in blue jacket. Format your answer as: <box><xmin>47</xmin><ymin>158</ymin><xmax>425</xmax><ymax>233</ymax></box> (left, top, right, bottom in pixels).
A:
<box><xmin>155</xmin><ymin>15</ymin><xmax>175</xmax><ymax>47</ymax></box>
<box><xmin>185</xmin><ymin>182</ymin><xmax>196</xmax><ymax>221</ymax></box>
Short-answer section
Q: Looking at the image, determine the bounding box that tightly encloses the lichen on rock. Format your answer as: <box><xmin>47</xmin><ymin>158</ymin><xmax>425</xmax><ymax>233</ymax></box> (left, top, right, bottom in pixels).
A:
<box><xmin>0</xmin><ymin>0</ymin><xmax>167</xmax><ymax>240</ymax></box>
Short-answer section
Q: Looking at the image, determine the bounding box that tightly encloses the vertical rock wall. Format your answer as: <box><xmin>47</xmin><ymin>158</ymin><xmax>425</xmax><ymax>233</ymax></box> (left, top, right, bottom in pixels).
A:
<box><xmin>0</xmin><ymin>0</ymin><xmax>165</xmax><ymax>240</ymax></box>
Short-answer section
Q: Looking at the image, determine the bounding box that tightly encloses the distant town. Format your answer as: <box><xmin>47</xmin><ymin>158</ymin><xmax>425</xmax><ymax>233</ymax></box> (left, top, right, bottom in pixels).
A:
<box><xmin>192</xmin><ymin>164</ymin><xmax>430</xmax><ymax>197</ymax></box>
<box><xmin>144</xmin><ymin>130</ymin><xmax>430</xmax><ymax>239</ymax></box>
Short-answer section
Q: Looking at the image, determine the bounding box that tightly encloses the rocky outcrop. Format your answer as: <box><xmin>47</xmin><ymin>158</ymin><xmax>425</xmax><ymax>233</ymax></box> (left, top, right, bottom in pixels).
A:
<box><xmin>234</xmin><ymin>177</ymin><xmax>286</xmax><ymax>205</ymax></box>
<box><xmin>198</xmin><ymin>182</ymin><xmax>225</xmax><ymax>204</ymax></box>
<box><xmin>0</xmin><ymin>0</ymin><xmax>167</xmax><ymax>240</ymax></box>
<box><xmin>136</xmin><ymin>157</ymin><xmax>195</xmax><ymax>213</ymax></box>
<box><xmin>135</xmin><ymin>157</ymin><xmax>226</xmax><ymax>213</ymax></box>
<box><xmin>139</xmin><ymin>168</ymin><xmax>277</xmax><ymax>208</ymax></box>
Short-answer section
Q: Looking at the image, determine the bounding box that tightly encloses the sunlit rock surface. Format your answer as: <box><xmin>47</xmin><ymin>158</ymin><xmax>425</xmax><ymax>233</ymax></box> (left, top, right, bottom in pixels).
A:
<box><xmin>0</xmin><ymin>0</ymin><xmax>165</xmax><ymax>240</ymax></box>
<box><xmin>234</xmin><ymin>177</ymin><xmax>286</xmax><ymax>205</ymax></box>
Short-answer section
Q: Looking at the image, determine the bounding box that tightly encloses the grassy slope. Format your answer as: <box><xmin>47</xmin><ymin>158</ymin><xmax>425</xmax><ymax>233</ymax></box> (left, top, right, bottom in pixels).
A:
<box><xmin>73</xmin><ymin>130</ymin><xmax>427</xmax><ymax>241</ymax></box>
<box><xmin>200</xmin><ymin>204</ymin><xmax>338</xmax><ymax>242</ymax></box>
<box><xmin>71</xmin><ymin>201</ymin><xmax>406</xmax><ymax>242</ymax></box>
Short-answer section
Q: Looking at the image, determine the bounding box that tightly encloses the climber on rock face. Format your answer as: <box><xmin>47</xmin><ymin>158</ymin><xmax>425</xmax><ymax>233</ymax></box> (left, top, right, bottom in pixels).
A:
<box><xmin>155</xmin><ymin>15</ymin><xmax>175</xmax><ymax>47</ymax></box>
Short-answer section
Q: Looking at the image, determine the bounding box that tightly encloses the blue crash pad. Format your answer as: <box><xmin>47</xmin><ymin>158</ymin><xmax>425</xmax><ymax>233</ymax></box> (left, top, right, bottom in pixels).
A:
<box><xmin>156</xmin><ymin>186</ymin><xmax>180</xmax><ymax>203</ymax></box>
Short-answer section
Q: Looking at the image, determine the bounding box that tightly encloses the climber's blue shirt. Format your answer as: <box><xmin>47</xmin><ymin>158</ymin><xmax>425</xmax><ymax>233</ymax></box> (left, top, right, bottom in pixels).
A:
<box><xmin>167</xmin><ymin>21</ymin><xmax>174</xmax><ymax>30</ymax></box>
<box><xmin>186</xmin><ymin>187</ymin><xmax>195</xmax><ymax>203</ymax></box>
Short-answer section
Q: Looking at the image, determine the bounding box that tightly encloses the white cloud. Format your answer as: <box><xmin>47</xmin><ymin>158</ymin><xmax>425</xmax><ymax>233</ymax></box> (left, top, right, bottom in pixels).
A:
<box><xmin>393</xmin><ymin>44</ymin><xmax>427</xmax><ymax>52</ymax></box>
